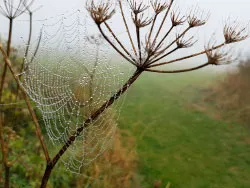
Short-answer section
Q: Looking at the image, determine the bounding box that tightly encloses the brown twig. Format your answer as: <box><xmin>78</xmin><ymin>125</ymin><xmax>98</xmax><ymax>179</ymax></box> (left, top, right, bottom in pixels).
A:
<box><xmin>40</xmin><ymin>68</ymin><xmax>144</xmax><ymax>187</ymax></box>
<box><xmin>146</xmin><ymin>62</ymin><xmax>210</xmax><ymax>73</ymax></box>
<box><xmin>118</xmin><ymin>0</ymin><xmax>137</xmax><ymax>56</ymax></box>
<box><xmin>149</xmin><ymin>43</ymin><xmax>225</xmax><ymax>68</ymax></box>
<box><xmin>104</xmin><ymin>22</ymin><xmax>135</xmax><ymax>62</ymax></box>
<box><xmin>0</xmin><ymin>44</ymin><xmax>50</xmax><ymax>163</ymax></box>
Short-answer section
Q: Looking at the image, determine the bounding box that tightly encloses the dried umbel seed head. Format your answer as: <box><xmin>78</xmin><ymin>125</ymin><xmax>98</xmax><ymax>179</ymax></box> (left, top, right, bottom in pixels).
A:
<box><xmin>171</xmin><ymin>10</ymin><xmax>185</xmax><ymax>26</ymax></box>
<box><xmin>132</xmin><ymin>13</ymin><xmax>153</xmax><ymax>28</ymax></box>
<box><xmin>127</xmin><ymin>0</ymin><xmax>149</xmax><ymax>14</ymax></box>
<box><xmin>150</xmin><ymin>0</ymin><xmax>169</xmax><ymax>15</ymax></box>
<box><xmin>176</xmin><ymin>35</ymin><xmax>197</xmax><ymax>48</ymax></box>
<box><xmin>205</xmin><ymin>46</ymin><xmax>234</xmax><ymax>65</ymax></box>
<box><xmin>0</xmin><ymin>0</ymin><xmax>34</xmax><ymax>19</ymax></box>
<box><xmin>223</xmin><ymin>20</ymin><xmax>249</xmax><ymax>44</ymax></box>
<box><xmin>187</xmin><ymin>6</ymin><xmax>210</xmax><ymax>27</ymax></box>
<box><xmin>86</xmin><ymin>0</ymin><xmax>115</xmax><ymax>25</ymax></box>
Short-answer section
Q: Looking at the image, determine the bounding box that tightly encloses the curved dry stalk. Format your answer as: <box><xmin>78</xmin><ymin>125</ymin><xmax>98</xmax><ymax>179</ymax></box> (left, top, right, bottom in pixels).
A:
<box><xmin>152</xmin><ymin>0</ymin><xmax>174</xmax><ymax>45</ymax></box>
<box><xmin>118</xmin><ymin>0</ymin><xmax>137</xmax><ymax>56</ymax></box>
<box><xmin>145</xmin><ymin>62</ymin><xmax>210</xmax><ymax>73</ymax></box>
<box><xmin>40</xmin><ymin>68</ymin><xmax>143</xmax><ymax>187</ymax></box>
<box><xmin>97</xmin><ymin>24</ymin><xmax>137</xmax><ymax>66</ymax></box>
<box><xmin>149</xmin><ymin>27</ymin><xmax>191</xmax><ymax>64</ymax></box>
<box><xmin>149</xmin><ymin>43</ymin><xmax>225</xmax><ymax>68</ymax></box>
<box><xmin>0</xmin><ymin>44</ymin><xmax>50</xmax><ymax>163</ymax></box>
<box><xmin>104</xmin><ymin>22</ymin><xmax>136</xmax><ymax>62</ymax></box>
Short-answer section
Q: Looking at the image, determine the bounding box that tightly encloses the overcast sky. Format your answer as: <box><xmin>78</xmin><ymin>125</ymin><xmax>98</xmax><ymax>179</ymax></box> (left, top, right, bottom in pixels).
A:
<box><xmin>0</xmin><ymin>0</ymin><xmax>249</xmax><ymax>61</ymax></box>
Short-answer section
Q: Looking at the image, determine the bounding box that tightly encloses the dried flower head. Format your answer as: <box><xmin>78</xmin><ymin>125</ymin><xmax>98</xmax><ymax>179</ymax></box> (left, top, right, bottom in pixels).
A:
<box><xmin>132</xmin><ymin>13</ymin><xmax>153</xmax><ymax>28</ymax></box>
<box><xmin>150</xmin><ymin>0</ymin><xmax>169</xmax><ymax>15</ymax></box>
<box><xmin>223</xmin><ymin>20</ymin><xmax>249</xmax><ymax>44</ymax></box>
<box><xmin>187</xmin><ymin>6</ymin><xmax>210</xmax><ymax>27</ymax></box>
<box><xmin>86</xmin><ymin>0</ymin><xmax>115</xmax><ymax>25</ymax></box>
<box><xmin>171</xmin><ymin>10</ymin><xmax>185</xmax><ymax>26</ymax></box>
<box><xmin>205</xmin><ymin>45</ymin><xmax>234</xmax><ymax>65</ymax></box>
<box><xmin>127</xmin><ymin>0</ymin><xmax>149</xmax><ymax>14</ymax></box>
<box><xmin>176</xmin><ymin>35</ymin><xmax>197</xmax><ymax>48</ymax></box>
<box><xmin>0</xmin><ymin>0</ymin><xmax>34</xmax><ymax>19</ymax></box>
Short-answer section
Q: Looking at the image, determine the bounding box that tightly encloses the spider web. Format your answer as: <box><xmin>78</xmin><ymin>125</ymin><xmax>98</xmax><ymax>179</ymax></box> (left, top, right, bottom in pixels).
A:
<box><xmin>20</xmin><ymin>10</ymin><xmax>135</xmax><ymax>173</ymax></box>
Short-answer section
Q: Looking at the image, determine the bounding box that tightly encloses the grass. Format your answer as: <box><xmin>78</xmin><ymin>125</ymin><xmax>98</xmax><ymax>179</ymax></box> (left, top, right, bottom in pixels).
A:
<box><xmin>118</xmin><ymin>68</ymin><xmax>250</xmax><ymax>188</ymax></box>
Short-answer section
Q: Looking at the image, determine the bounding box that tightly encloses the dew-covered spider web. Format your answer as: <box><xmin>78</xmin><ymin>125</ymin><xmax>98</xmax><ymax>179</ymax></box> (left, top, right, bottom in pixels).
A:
<box><xmin>20</xmin><ymin>9</ymin><xmax>135</xmax><ymax>173</ymax></box>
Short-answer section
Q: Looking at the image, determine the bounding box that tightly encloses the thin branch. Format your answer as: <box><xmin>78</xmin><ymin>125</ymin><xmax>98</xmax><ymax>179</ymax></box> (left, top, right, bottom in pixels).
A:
<box><xmin>104</xmin><ymin>22</ymin><xmax>136</xmax><ymax>62</ymax></box>
<box><xmin>0</xmin><ymin>44</ymin><xmax>50</xmax><ymax>163</ymax></box>
<box><xmin>152</xmin><ymin>0</ymin><xmax>174</xmax><ymax>45</ymax></box>
<box><xmin>149</xmin><ymin>43</ymin><xmax>225</xmax><ymax>68</ymax></box>
<box><xmin>149</xmin><ymin>27</ymin><xmax>191</xmax><ymax>64</ymax></box>
<box><xmin>21</xmin><ymin>11</ymin><xmax>33</xmax><ymax>72</ymax></box>
<box><xmin>97</xmin><ymin>24</ymin><xmax>137</xmax><ymax>66</ymax></box>
<box><xmin>118</xmin><ymin>0</ymin><xmax>137</xmax><ymax>56</ymax></box>
<box><xmin>145</xmin><ymin>62</ymin><xmax>210</xmax><ymax>73</ymax></box>
<box><xmin>146</xmin><ymin>14</ymin><xmax>158</xmax><ymax>49</ymax></box>
<box><xmin>133</xmin><ymin>13</ymin><xmax>142</xmax><ymax>64</ymax></box>
<box><xmin>40</xmin><ymin>68</ymin><xmax>144</xmax><ymax>187</ymax></box>
<box><xmin>0</xmin><ymin>17</ymin><xmax>13</xmax><ymax>103</ymax></box>
<box><xmin>154</xmin><ymin>25</ymin><xmax>174</xmax><ymax>52</ymax></box>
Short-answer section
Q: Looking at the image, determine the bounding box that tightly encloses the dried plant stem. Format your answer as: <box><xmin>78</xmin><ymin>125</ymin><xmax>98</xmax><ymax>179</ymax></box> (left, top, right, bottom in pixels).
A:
<box><xmin>146</xmin><ymin>62</ymin><xmax>210</xmax><ymax>73</ymax></box>
<box><xmin>135</xmin><ymin>15</ymin><xmax>142</xmax><ymax>63</ymax></box>
<box><xmin>97</xmin><ymin>24</ymin><xmax>136</xmax><ymax>66</ymax></box>
<box><xmin>0</xmin><ymin>18</ymin><xmax>13</xmax><ymax>103</ymax></box>
<box><xmin>104</xmin><ymin>22</ymin><xmax>135</xmax><ymax>62</ymax></box>
<box><xmin>0</xmin><ymin>45</ymin><xmax>50</xmax><ymax>163</ymax></box>
<box><xmin>155</xmin><ymin>25</ymin><xmax>174</xmax><ymax>51</ymax></box>
<box><xmin>21</xmin><ymin>12</ymin><xmax>33</xmax><ymax>73</ymax></box>
<box><xmin>0</xmin><ymin>115</ymin><xmax>10</xmax><ymax>188</ymax></box>
<box><xmin>118</xmin><ymin>0</ymin><xmax>137</xmax><ymax>56</ymax></box>
<box><xmin>40</xmin><ymin>68</ymin><xmax>143</xmax><ymax>188</ymax></box>
<box><xmin>151</xmin><ymin>27</ymin><xmax>191</xmax><ymax>62</ymax></box>
<box><xmin>149</xmin><ymin>43</ymin><xmax>225</xmax><ymax>68</ymax></box>
<box><xmin>0</xmin><ymin>17</ymin><xmax>13</xmax><ymax>188</ymax></box>
<box><xmin>152</xmin><ymin>0</ymin><xmax>174</xmax><ymax>45</ymax></box>
<box><xmin>147</xmin><ymin>14</ymin><xmax>158</xmax><ymax>49</ymax></box>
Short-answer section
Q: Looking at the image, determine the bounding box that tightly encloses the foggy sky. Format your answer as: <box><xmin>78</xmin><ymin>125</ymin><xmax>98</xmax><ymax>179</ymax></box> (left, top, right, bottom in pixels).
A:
<box><xmin>0</xmin><ymin>0</ymin><xmax>249</xmax><ymax>59</ymax></box>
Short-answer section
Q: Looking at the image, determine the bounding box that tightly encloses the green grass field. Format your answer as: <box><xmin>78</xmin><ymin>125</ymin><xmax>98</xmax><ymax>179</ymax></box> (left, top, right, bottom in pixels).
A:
<box><xmin>118</xmin><ymin>69</ymin><xmax>250</xmax><ymax>188</ymax></box>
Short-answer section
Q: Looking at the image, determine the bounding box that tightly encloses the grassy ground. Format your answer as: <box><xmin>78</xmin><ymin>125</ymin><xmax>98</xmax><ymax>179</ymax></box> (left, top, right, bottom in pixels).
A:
<box><xmin>118</xmin><ymin>69</ymin><xmax>250</xmax><ymax>188</ymax></box>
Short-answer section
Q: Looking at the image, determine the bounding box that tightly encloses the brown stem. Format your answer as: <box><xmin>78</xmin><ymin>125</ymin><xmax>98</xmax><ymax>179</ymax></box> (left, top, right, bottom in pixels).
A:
<box><xmin>0</xmin><ymin>44</ymin><xmax>50</xmax><ymax>163</ymax></box>
<box><xmin>118</xmin><ymin>0</ymin><xmax>137</xmax><ymax>56</ymax></box>
<box><xmin>145</xmin><ymin>62</ymin><xmax>210</xmax><ymax>73</ymax></box>
<box><xmin>150</xmin><ymin>47</ymin><xmax>178</xmax><ymax>65</ymax></box>
<box><xmin>152</xmin><ymin>0</ymin><xmax>174</xmax><ymax>45</ymax></box>
<box><xmin>104</xmin><ymin>22</ymin><xmax>135</xmax><ymax>62</ymax></box>
<box><xmin>0</xmin><ymin>17</ymin><xmax>13</xmax><ymax>188</ymax></box>
<box><xmin>146</xmin><ymin>14</ymin><xmax>158</xmax><ymax>49</ymax></box>
<box><xmin>40</xmin><ymin>68</ymin><xmax>144</xmax><ymax>187</ymax></box>
<box><xmin>151</xmin><ymin>27</ymin><xmax>191</xmax><ymax>62</ymax></box>
<box><xmin>149</xmin><ymin>43</ymin><xmax>225</xmax><ymax>68</ymax></box>
<box><xmin>97</xmin><ymin>24</ymin><xmax>136</xmax><ymax>66</ymax></box>
<box><xmin>4</xmin><ymin>166</ymin><xmax>9</xmax><ymax>188</ymax></box>
<box><xmin>154</xmin><ymin>26</ymin><xmax>174</xmax><ymax>51</ymax></box>
<box><xmin>135</xmin><ymin>14</ymin><xmax>142</xmax><ymax>64</ymax></box>
<box><xmin>0</xmin><ymin>18</ymin><xmax>13</xmax><ymax>103</ymax></box>
<box><xmin>21</xmin><ymin>12</ymin><xmax>33</xmax><ymax>73</ymax></box>
<box><xmin>0</xmin><ymin>114</ymin><xmax>9</xmax><ymax>188</ymax></box>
